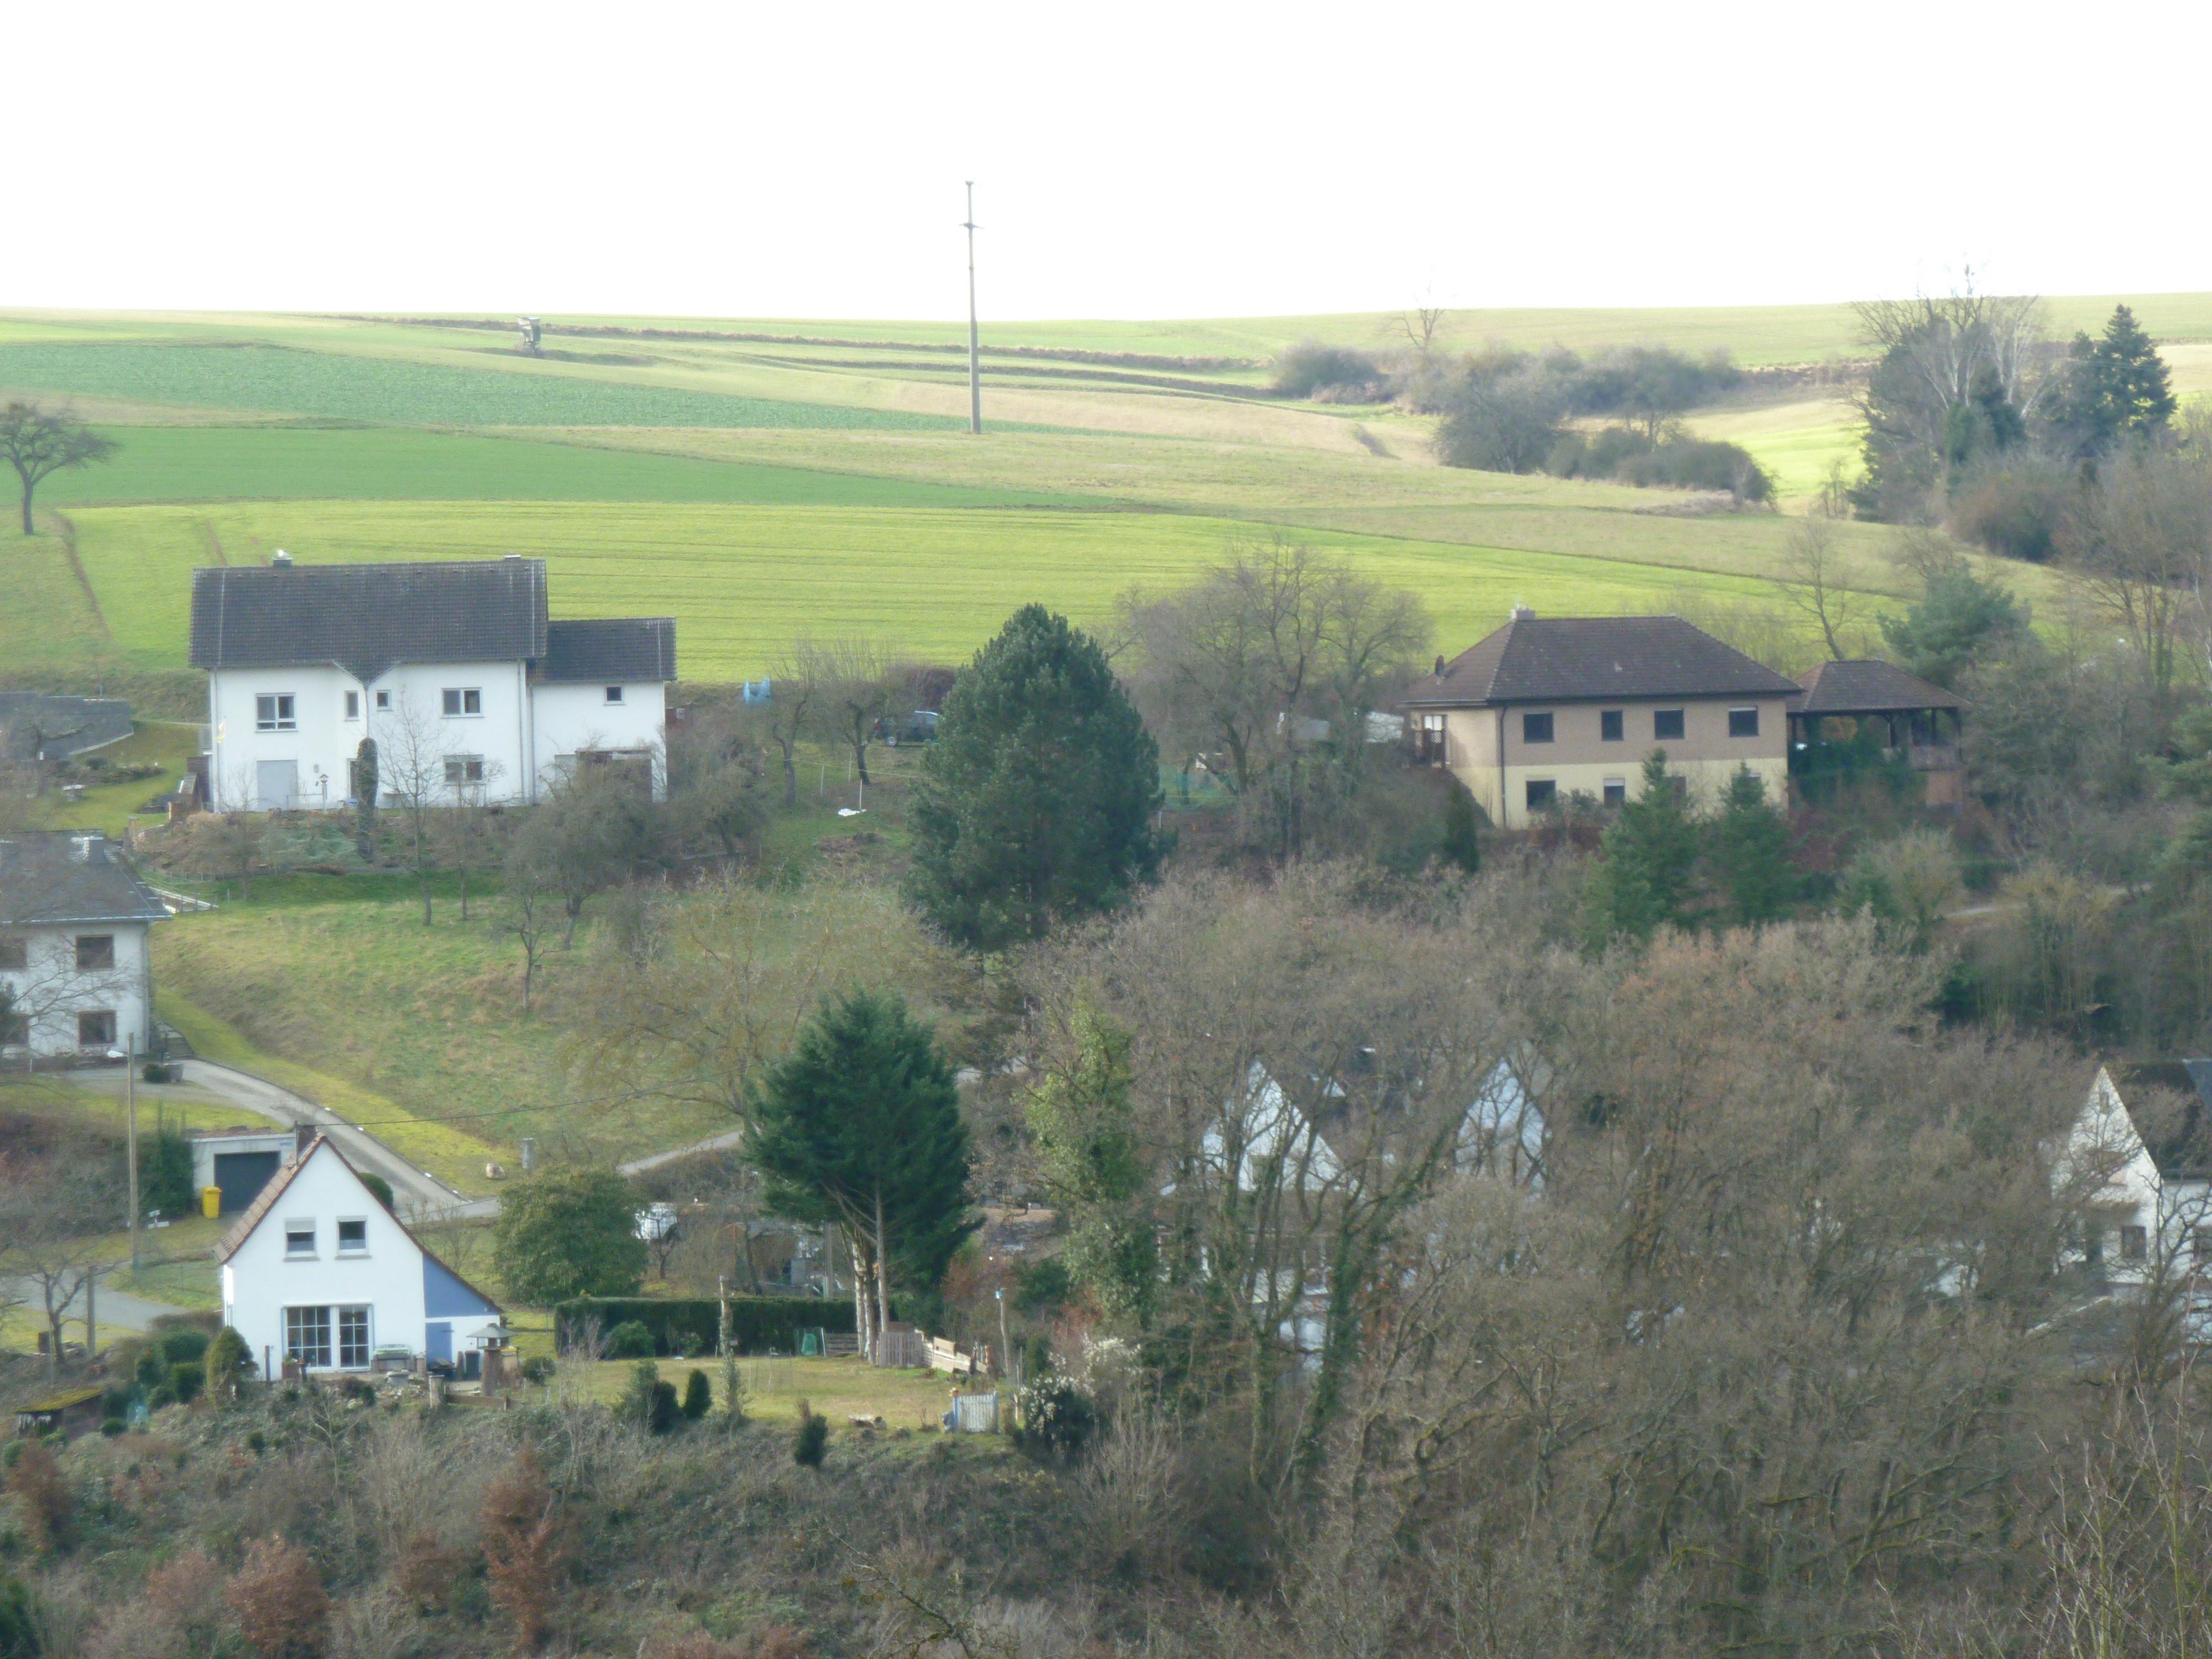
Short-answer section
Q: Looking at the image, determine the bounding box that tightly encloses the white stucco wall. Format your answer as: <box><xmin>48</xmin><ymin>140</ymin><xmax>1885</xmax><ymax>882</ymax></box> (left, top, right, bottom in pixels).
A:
<box><xmin>533</xmin><ymin>680</ymin><xmax>668</xmax><ymax>797</ymax></box>
<box><xmin>220</xmin><ymin>1143</ymin><xmax>430</xmax><ymax>1377</ymax></box>
<box><xmin>210</xmin><ymin>660</ymin><xmax>535</xmax><ymax>810</ymax></box>
<box><xmin>0</xmin><ymin>921</ymin><xmax>152</xmax><ymax>1057</ymax></box>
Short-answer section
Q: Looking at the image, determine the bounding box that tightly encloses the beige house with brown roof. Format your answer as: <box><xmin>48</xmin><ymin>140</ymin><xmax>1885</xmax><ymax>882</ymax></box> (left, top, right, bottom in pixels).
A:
<box><xmin>1401</xmin><ymin>611</ymin><xmax>1799</xmax><ymax>829</ymax></box>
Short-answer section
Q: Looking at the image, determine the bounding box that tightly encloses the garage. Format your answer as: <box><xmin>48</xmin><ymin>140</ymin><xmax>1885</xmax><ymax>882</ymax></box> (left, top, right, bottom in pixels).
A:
<box><xmin>213</xmin><ymin>1149</ymin><xmax>283</xmax><ymax>1213</ymax></box>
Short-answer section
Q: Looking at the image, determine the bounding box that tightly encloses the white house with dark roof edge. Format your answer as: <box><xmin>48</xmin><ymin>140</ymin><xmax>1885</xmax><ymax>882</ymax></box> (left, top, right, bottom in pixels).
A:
<box><xmin>219</xmin><ymin>1135</ymin><xmax>504</xmax><ymax>1379</ymax></box>
<box><xmin>0</xmin><ymin>831</ymin><xmax>167</xmax><ymax>1058</ymax></box>
<box><xmin>190</xmin><ymin>554</ymin><xmax>675</xmax><ymax>812</ymax></box>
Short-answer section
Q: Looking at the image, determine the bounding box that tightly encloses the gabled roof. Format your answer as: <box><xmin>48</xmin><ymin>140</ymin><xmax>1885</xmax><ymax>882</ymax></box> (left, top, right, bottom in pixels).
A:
<box><xmin>1401</xmin><ymin>614</ymin><xmax>1801</xmax><ymax>708</ymax></box>
<box><xmin>0</xmin><ymin>833</ymin><xmax>169</xmax><ymax>926</ymax></box>
<box><xmin>1793</xmin><ymin>659</ymin><xmax>1969</xmax><ymax>716</ymax></box>
<box><xmin>540</xmin><ymin>618</ymin><xmax>677</xmax><ymax>684</ymax></box>
<box><xmin>0</xmin><ymin>694</ymin><xmax>134</xmax><ymax>761</ymax></box>
<box><xmin>190</xmin><ymin>558</ymin><xmax>550</xmax><ymax>681</ymax></box>
<box><xmin>216</xmin><ymin>1137</ymin><xmax>503</xmax><ymax>1313</ymax></box>
<box><xmin>2103</xmin><ymin>1060</ymin><xmax>2212</xmax><ymax>1183</ymax></box>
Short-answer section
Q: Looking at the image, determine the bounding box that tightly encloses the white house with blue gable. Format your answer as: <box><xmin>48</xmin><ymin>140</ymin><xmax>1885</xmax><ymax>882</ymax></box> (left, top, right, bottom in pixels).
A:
<box><xmin>217</xmin><ymin>1136</ymin><xmax>503</xmax><ymax>1378</ymax></box>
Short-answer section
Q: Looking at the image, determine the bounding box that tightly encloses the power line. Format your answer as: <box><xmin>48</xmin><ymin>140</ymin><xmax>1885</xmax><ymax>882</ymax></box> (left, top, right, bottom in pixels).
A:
<box><xmin>963</xmin><ymin>180</ymin><xmax>982</xmax><ymax>435</ymax></box>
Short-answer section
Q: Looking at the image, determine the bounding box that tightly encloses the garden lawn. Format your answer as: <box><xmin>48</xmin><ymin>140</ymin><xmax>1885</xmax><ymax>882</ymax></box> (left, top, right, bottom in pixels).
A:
<box><xmin>27</xmin><ymin>721</ymin><xmax>201</xmax><ymax>837</ymax></box>
<box><xmin>561</xmin><ymin>1354</ymin><xmax>986</xmax><ymax>1434</ymax></box>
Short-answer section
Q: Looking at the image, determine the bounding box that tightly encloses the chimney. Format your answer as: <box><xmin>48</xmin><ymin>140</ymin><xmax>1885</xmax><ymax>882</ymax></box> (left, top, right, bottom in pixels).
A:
<box><xmin>294</xmin><ymin>1124</ymin><xmax>316</xmax><ymax>1162</ymax></box>
<box><xmin>1433</xmin><ymin>655</ymin><xmax>1446</xmax><ymax>677</ymax></box>
<box><xmin>70</xmin><ymin>833</ymin><xmax>97</xmax><ymax>863</ymax></box>
<box><xmin>1511</xmin><ymin>604</ymin><xmax>1535</xmax><ymax>621</ymax></box>
<box><xmin>271</xmin><ymin>550</ymin><xmax>293</xmax><ymax>568</ymax></box>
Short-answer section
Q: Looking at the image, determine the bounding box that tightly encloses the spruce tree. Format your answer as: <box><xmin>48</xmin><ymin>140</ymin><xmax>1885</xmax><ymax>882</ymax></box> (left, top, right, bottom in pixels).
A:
<box><xmin>1711</xmin><ymin>766</ymin><xmax>1796</xmax><ymax>927</ymax></box>
<box><xmin>907</xmin><ymin>605</ymin><xmax>1162</xmax><ymax>951</ymax></box>
<box><xmin>747</xmin><ymin>991</ymin><xmax>974</xmax><ymax>1345</ymax></box>
<box><xmin>1584</xmin><ymin>751</ymin><xmax>1699</xmax><ymax>944</ymax></box>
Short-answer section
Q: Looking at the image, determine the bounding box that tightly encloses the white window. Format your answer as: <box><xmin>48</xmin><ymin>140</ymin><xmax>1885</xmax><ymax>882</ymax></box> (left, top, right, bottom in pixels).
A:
<box><xmin>442</xmin><ymin>688</ymin><xmax>483</xmax><ymax>718</ymax></box>
<box><xmin>284</xmin><ymin>1219</ymin><xmax>316</xmax><ymax>1258</ymax></box>
<box><xmin>345</xmin><ymin>691</ymin><xmax>361</xmax><ymax>720</ymax></box>
<box><xmin>284</xmin><ymin>1306</ymin><xmax>332</xmax><ymax>1368</ymax></box>
<box><xmin>445</xmin><ymin>755</ymin><xmax>486</xmax><ymax>787</ymax></box>
<box><xmin>375</xmin><ymin>690</ymin><xmax>391</xmax><ymax>711</ymax></box>
<box><xmin>78</xmin><ymin>1010</ymin><xmax>117</xmax><ymax>1047</ymax></box>
<box><xmin>604</xmin><ymin>685</ymin><xmax>625</xmax><ymax>705</ymax></box>
<box><xmin>338</xmin><ymin>1307</ymin><xmax>371</xmax><ymax>1369</ymax></box>
<box><xmin>337</xmin><ymin>1218</ymin><xmax>368</xmax><ymax>1254</ymax></box>
<box><xmin>256</xmin><ymin>693</ymin><xmax>297</xmax><ymax>732</ymax></box>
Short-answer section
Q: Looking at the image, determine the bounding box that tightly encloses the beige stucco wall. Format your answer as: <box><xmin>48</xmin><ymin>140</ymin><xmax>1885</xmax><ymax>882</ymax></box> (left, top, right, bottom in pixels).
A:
<box><xmin>1437</xmin><ymin>696</ymin><xmax>1790</xmax><ymax>829</ymax></box>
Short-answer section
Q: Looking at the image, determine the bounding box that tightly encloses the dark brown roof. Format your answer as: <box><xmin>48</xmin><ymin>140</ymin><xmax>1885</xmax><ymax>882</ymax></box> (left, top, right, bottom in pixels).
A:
<box><xmin>217</xmin><ymin>1136</ymin><xmax>322</xmax><ymax>1261</ymax></box>
<box><xmin>1793</xmin><ymin>659</ymin><xmax>1969</xmax><ymax>716</ymax></box>
<box><xmin>0</xmin><ymin>832</ymin><xmax>169</xmax><ymax>926</ymax></box>
<box><xmin>2107</xmin><ymin>1060</ymin><xmax>2212</xmax><ymax>1183</ymax></box>
<box><xmin>191</xmin><ymin>558</ymin><xmax>550</xmax><ymax>681</ymax></box>
<box><xmin>1401</xmin><ymin>614</ymin><xmax>1802</xmax><ymax>708</ymax></box>
<box><xmin>540</xmin><ymin>618</ymin><xmax>677</xmax><ymax>684</ymax></box>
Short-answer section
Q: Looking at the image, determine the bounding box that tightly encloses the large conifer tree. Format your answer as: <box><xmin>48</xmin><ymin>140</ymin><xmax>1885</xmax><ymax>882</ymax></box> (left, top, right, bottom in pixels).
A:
<box><xmin>907</xmin><ymin>604</ymin><xmax>1162</xmax><ymax>950</ymax></box>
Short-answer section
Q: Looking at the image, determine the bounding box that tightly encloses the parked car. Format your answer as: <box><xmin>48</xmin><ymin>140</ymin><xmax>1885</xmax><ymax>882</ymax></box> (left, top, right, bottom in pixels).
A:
<box><xmin>877</xmin><ymin>709</ymin><xmax>938</xmax><ymax>746</ymax></box>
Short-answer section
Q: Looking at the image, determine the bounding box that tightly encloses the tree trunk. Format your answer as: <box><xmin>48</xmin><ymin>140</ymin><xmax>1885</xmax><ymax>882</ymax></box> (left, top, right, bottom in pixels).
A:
<box><xmin>873</xmin><ymin>1185</ymin><xmax>893</xmax><ymax>1349</ymax></box>
<box><xmin>779</xmin><ymin>743</ymin><xmax>798</xmax><ymax>808</ymax></box>
<box><xmin>19</xmin><ymin>477</ymin><xmax>32</xmax><ymax>536</ymax></box>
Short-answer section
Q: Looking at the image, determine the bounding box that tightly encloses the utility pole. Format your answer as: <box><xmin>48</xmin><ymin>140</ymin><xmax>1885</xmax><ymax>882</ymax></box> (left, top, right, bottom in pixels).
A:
<box><xmin>127</xmin><ymin>1039</ymin><xmax>141</xmax><ymax>1272</ymax></box>
<box><xmin>963</xmin><ymin>180</ymin><xmax>982</xmax><ymax>435</ymax></box>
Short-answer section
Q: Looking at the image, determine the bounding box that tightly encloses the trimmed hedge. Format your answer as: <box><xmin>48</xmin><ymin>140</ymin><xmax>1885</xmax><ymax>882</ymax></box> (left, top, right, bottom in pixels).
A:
<box><xmin>556</xmin><ymin>1295</ymin><xmax>855</xmax><ymax>1357</ymax></box>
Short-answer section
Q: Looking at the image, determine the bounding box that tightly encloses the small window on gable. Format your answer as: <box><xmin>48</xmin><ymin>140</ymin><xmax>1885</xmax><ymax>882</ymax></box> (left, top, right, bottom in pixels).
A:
<box><xmin>345</xmin><ymin>690</ymin><xmax>361</xmax><ymax>720</ymax></box>
<box><xmin>1600</xmin><ymin>709</ymin><xmax>1624</xmax><ymax>742</ymax></box>
<box><xmin>285</xmin><ymin>1220</ymin><xmax>316</xmax><ymax>1257</ymax></box>
<box><xmin>1521</xmin><ymin>711</ymin><xmax>1553</xmax><ymax>744</ymax></box>
<box><xmin>1653</xmin><ymin>708</ymin><xmax>1685</xmax><ymax>741</ymax></box>
<box><xmin>605</xmin><ymin>685</ymin><xmax>625</xmax><ymax>705</ymax></box>
<box><xmin>375</xmin><ymin>690</ymin><xmax>391</xmax><ymax>711</ymax></box>
<box><xmin>337</xmin><ymin>1218</ymin><xmax>368</xmax><ymax>1253</ymax></box>
<box><xmin>1525</xmin><ymin>779</ymin><xmax>1557</xmax><ymax>812</ymax></box>
<box><xmin>1728</xmin><ymin>706</ymin><xmax>1760</xmax><ymax>738</ymax></box>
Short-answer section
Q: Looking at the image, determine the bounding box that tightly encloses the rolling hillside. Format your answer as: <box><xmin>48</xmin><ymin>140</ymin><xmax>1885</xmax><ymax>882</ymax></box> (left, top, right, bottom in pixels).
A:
<box><xmin>1</xmin><ymin>298</ymin><xmax>2194</xmax><ymax>687</ymax></box>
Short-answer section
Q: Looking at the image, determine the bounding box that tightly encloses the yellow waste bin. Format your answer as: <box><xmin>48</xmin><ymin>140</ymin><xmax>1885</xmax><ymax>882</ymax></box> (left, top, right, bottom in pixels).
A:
<box><xmin>202</xmin><ymin>1185</ymin><xmax>222</xmax><ymax>1219</ymax></box>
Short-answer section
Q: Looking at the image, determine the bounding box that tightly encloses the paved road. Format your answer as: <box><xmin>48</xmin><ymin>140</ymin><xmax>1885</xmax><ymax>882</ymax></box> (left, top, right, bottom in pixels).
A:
<box><xmin>620</xmin><ymin>1128</ymin><xmax>746</xmax><ymax>1175</ymax></box>
<box><xmin>3</xmin><ymin>1271</ymin><xmax>181</xmax><ymax>1337</ymax></box>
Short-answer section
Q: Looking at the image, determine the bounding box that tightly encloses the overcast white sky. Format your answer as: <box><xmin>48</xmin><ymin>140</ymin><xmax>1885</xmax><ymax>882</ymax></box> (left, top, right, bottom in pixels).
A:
<box><xmin>12</xmin><ymin>1</ymin><xmax>2207</xmax><ymax>320</ymax></box>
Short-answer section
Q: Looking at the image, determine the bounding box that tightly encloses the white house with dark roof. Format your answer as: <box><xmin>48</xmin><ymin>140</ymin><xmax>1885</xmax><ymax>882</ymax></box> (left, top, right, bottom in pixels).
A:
<box><xmin>1399</xmin><ymin>610</ymin><xmax>1802</xmax><ymax>829</ymax></box>
<box><xmin>0</xmin><ymin>831</ymin><xmax>168</xmax><ymax>1058</ymax></box>
<box><xmin>190</xmin><ymin>554</ymin><xmax>675</xmax><ymax>811</ymax></box>
<box><xmin>219</xmin><ymin>1135</ymin><xmax>504</xmax><ymax>1378</ymax></box>
<box><xmin>2059</xmin><ymin>1061</ymin><xmax>2212</xmax><ymax>1284</ymax></box>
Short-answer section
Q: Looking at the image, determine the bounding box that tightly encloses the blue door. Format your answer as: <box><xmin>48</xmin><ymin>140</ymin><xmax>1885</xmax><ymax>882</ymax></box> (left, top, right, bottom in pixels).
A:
<box><xmin>425</xmin><ymin>1322</ymin><xmax>452</xmax><ymax>1363</ymax></box>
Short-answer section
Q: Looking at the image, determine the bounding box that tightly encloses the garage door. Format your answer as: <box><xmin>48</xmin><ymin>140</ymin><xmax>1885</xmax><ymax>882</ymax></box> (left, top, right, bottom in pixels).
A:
<box><xmin>212</xmin><ymin>1150</ymin><xmax>282</xmax><ymax>1213</ymax></box>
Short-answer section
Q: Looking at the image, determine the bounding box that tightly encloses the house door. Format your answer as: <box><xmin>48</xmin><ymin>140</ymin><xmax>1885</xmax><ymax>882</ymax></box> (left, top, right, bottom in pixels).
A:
<box><xmin>425</xmin><ymin>1322</ymin><xmax>452</xmax><ymax>1364</ymax></box>
<box><xmin>211</xmin><ymin>1151</ymin><xmax>281</xmax><ymax>1213</ymax></box>
<box><xmin>255</xmin><ymin>759</ymin><xmax>299</xmax><ymax>811</ymax></box>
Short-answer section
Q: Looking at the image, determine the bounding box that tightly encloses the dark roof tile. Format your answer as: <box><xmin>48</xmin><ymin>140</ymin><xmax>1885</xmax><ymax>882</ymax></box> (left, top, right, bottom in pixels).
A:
<box><xmin>1402</xmin><ymin>614</ymin><xmax>1801</xmax><ymax>707</ymax></box>
<box><xmin>540</xmin><ymin>618</ymin><xmax>676</xmax><ymax>684</ymax></box>
<box><xmin>0</xmin><ymin>833</ymin><xmax>169</xmax><ymax>926</ymax></box>
<box><xmin>190</xmin><ymin>559</ymin><xmax>549</xmax><ymax>681</ymax></box>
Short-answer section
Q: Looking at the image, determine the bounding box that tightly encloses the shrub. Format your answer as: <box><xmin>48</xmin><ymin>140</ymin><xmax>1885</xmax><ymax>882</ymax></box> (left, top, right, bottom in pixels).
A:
<box><xmin>481</xmin><ymin>1449</ymin><xmax>562</xmax><ymax>1652</ymax></box>
<box><xmin>792</xmin><ymin>1402</ymin><xmax>828</xmax><ymax>1468</ymax></box>
<box><xmin>206</xmin><ymin>1327</ymin><xmax>253</xmax><ymax>1399</ymax></box>
<box><xmin>0</xmin><ymin>1573</ymin><xmax>34</xmax><ymax>1659</ymax></box>
<box><xmin>394</xmin><ymin>1532</ymin><xmax>471</xmax><ymax>1614</ymax></box>
<box><xmin>159</xmin><ymin>1327</ymin><xmax>210</xmax><ymax>1367</ymax></box>
<box><xmin>1015</xmin><ymin>1373</ymin><xmax>1099</xmax><ymax>1458</ymax></box>
<box><xmin>649</xmin><ymin>1381</ymin><xmax>680</xmax><ymax>1436</ymax></box>
<box><xmin>359</xmin><ymin>1172</ymin><xmax>395</xmax><ymax>1211</ymax></box>
<box><xmin>604</xmin><ymin>1320</ymin><xmax>655</xmax><ymax>1359</ymax></box>
<box><xmin>138</xmin><ymin>1128</ymin><xmax>194</xmax><ymax>1220</ymax></box>
<box><xmin>681</xmin><ymin>1368</ymin><xmax>712</xmax><ymax>1420</ymax></box>
<box><xmin>99</xmin><ymin>1417</ymin><xmax>126</xmax><ymax>1437</ymax></box>
<box><xmin>492</xmin><ymin>1165</ymin><xmax>646</xmax><ymax>1305</ymax></box>
<box><xmin>6</xmin><ymin>1437</ymin><xmax>71</xmax><ymax>1552</ymax></box>
<box><xmin>620</xmin><ymin>1358</ymin><xmax>662</xmax><ymax>1425</ymax></box>
<box><xmin>1434</xmin><ymin>368</ymin><xmax>1568</xmax><ymax>472</ymax></box>
<box><xmin>1270</xmin><ymin>341</ymin><xmax>1386</xmax><ymax>401</ymax></box>
<box><xmin>519</xmin><ymin>1356</ymin><xmax>555</xmax><ymax>1386</ymax></box>
<box><xmin>1947</xmin><ymin>458</ymin><xmax>2073</xmax><ymax>562</ymax></box>
<box><xmin>169</xmin><ymin>1362</ymin><xmax>204</xmax><ymax>1404</ymax></box>
<box><xmin>227</xmin><ymin>1536</ymin><xmax>330</xmax><ymax>1659</ymax></box>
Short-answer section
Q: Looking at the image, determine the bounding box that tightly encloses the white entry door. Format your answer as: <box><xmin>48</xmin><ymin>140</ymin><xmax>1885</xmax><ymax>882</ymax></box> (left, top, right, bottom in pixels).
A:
<box><xmin>256</xmin><ymin>759</ymin><xmax>299</xmax><ymax>811</ymax></box>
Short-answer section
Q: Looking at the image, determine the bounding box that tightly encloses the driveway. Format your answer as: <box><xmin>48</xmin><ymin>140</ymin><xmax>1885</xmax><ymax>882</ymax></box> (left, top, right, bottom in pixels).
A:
<box><xmin>3</xmin><ymin>1270</ymin><xmax>181</xmax><ymax>1337</ymax></box>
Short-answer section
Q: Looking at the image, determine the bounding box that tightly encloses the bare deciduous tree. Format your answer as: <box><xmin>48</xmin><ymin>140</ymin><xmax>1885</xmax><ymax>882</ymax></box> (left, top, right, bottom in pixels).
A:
<box><xmin>1783</xmin><ymin>515</ymin><xmax>1865</xmax><ymax>660</ymax></box>
<box><xmin>0</xmin><ymin>401</ymin><xmax>118</xmax><ymax>535</ymax></box>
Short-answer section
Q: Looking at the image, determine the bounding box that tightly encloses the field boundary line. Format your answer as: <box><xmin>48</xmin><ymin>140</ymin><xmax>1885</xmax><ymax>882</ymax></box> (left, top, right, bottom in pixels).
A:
<box><xmin>50</xmin><ymin>512</ymin><xmax>114</xmax><ymax>642</ymax></box>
